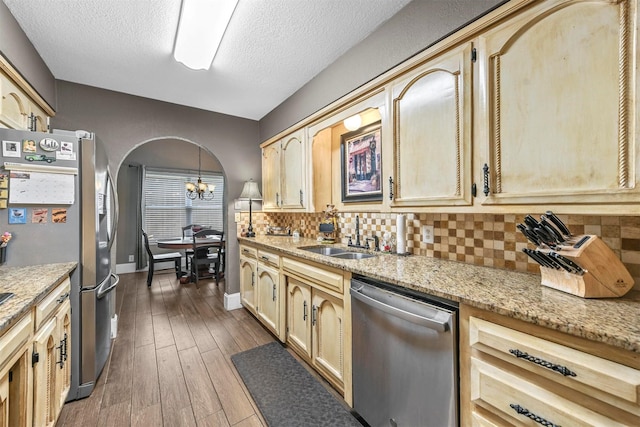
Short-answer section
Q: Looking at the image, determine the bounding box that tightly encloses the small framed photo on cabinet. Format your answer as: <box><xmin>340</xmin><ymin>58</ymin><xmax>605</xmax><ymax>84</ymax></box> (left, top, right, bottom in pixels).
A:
<box><xmin>340</xmin><ymin>121</ymin><xmax>382</xmax><ymax>202</ymax></box>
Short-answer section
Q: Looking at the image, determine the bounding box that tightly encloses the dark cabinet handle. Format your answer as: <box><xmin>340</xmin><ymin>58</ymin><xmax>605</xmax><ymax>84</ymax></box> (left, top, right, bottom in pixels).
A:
<box><xmin>303</xmin><ymin>300</ymin><xmax>308</xmax><ymax>321</ymax></box>
<box><xmin>272</xmin><ymin>284</ymin><xmax>276</xmax><ymax>301</ymax></box>
<box><xmin>57</xmin><ymin>292</ymin><xmax>70</xmax><ymax>304</ymax></box>
<box><xmin>389</xmin><ymin>176</ymin><xmax>394</xmax><ymax>200</ymax></box>
<box><xmin>509</xmin><ymin>349</ymin><xmax>576</xmax><ymax>377</ymax></box>
<box><xmin>299</xmin><ymin>189</ymin><xmax>303</xmax><ymax>206</ymax></box>
<box><xmin>312</xmin><ymin>305</ymin><xmax>317</xmax><ymax>326</ymax></box>
<box><xmin>483</xmin><ymin>163</ymin><xmax>490</xmax><ymax>196</ymax></box>
<box><xmin>57</xmin><ymin>333</ymin><xmax>68</xmax><ymax>369</ymax></box>
<box><xmin>510</xmin><ymin>404</ymin><xmax>559</xmax><ymax>427</ymax></box>
<box><xmin>251</xmin><ymin>271</ymin><xmax>255</xmax><ymax>287</ymax></box>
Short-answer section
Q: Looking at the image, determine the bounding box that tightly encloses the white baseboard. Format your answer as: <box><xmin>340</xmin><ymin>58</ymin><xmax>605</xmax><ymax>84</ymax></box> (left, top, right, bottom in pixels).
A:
<box><xmin>224</xmin><ymin>292</ymin><xmax>242</xmax><ymax>310</ymax></box>
<box><xmin>110</xmin><ymin>314</ymin><xmax>118</xmax><ymax>339</ymax></box>
<box><xmin>116</xmin><ymin>260</ymin><xmax>182</xmax><ymax>275</ymax></box>
<box><xmin>116</xmin><ymin>263</ymin><xmax>137</xmax><ymax>274</ymax></box>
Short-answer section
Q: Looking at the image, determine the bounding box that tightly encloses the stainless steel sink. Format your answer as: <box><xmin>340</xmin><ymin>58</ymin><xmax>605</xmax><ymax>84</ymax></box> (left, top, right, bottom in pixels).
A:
<box><xmin>330</xmin><ymin>252</ymin><xmax>377</xmax><ymax>260</ymax></box>
<box><xmin>300</xmin><ymin>246</ymin><xmax>347</xmax><ymax>256</ymax></box>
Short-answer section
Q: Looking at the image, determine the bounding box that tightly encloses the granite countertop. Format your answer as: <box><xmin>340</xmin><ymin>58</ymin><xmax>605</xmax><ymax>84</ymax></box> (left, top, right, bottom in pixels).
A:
<box><xmin>239</xmin><ymin>236</ymin><xmax>640</xmax><ymax>354</ymax></box>
<box><xmin>0</xmin><ymin>262</ymin><xmax>78</xmax><ymax>334</ymax></box>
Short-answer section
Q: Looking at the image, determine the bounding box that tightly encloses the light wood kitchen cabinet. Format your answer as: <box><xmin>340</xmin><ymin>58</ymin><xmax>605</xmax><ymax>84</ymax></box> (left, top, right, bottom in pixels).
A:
<box><xmin>390</xmin><ymin>42</ymin><xmax>474</xmax><ymax>208</ymax></box>
<box><xmin>239</xmin><ymin>245</ymin><xmax>285</xmax><ymax>340</ymax></box>
<box><xmin>286</xmin><ymin>277</ymin><xmax>312</xmax><ymax>359</ymax></box>
<box><xmin>239</xmin><ymin>245</ymin><xmax>258</xmax><ymax>315</ymax></box>
<box><xmin>255</xmin><ymin>255</ymin><xmax>281</xmax><ymax>338</ymax></box>
<box><xmin>0</xmin><ymin>314</ymin><xmax>33</xmax><ymax>427</ymax></box>
<box><xmin>283</xmin><ymin>257</ymin><xmax>346</xmax><ymax>393</ymax></box>
<box><xmin>0</xmin><ymin>371</ymin><xmax>7</xmax><ymax>427</ymax></box>
<box><xmin>0</xmin><ymin>56</ymin><xmax>52</xmax><ymax>131</ymax></box>
<box><xmin>32</xmin><ymin>282</ymin><xmax>71</xmax><ymax>427</ymax></box>
<box><xmin>479</xmin><ymin>0</ymin><xmax>639</xmax><ymax>206</ymax></box>
<box><xmin>460</xmin><ymin>305</ymin><xmax>640</xmax><ymax>426</ymax></box>
<box><xmin>310</xmin><ymin>288</ymin><xmax>344</xmax><ymax>389</ymax></box>
<box><xmin>261</xmin><ymin>129</ymin><xmax>307</xmax><ymax>211</ymax></box>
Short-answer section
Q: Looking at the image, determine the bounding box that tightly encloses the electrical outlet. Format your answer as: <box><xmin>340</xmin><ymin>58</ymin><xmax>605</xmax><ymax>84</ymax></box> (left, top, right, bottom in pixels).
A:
<box><xmin>422</xmin><ymin>225</ymin><xmax>434</xmax><ymax>244</ymax></box>
<box><xmin>235</xmin><ymin>212</ymin><xmax>241</xmax><ymax>222</ymax></box>
<box><xmin>128</xmin><ymin>254</ymin><xmax>134</xmax><ymax>262</ymax></box>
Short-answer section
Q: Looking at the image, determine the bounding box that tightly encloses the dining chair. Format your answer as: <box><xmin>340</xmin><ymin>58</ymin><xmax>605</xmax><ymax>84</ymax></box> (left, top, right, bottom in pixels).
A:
<box><xmin>182</xmin><ymin>224</ymin><xmax>206</xmax><ymax>270</ymax></box>
<box><xmin>142</xmin><ymin>230</ymin><xmax>183</xmax><ymax>287</ymax></box>
<box><xmin>189</xmin><ymin>228</ymin><xmax>224</xmax><ymax>286</ymax></box>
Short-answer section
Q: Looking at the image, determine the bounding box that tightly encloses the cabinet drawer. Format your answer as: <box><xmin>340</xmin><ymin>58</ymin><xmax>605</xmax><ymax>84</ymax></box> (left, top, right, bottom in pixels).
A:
<box><xmin>0</xmin><ymin>314</ymin><xmax>32</xmax><ymax>372</ymax></box>
<box><xmin>282</xmin><ymin>257</ymin><xmax>343</xmax><ymax>294</ymax></box>
<box><xmin>469</xmin><ymin>316</ymin><xmax>640</xmax><ymax>408</ymax></box>
<box><xmin>35</xmin><ymin>277</ymin><xmax>71</xmax><ymax>330</ymax></box>
<box><xmin>257</xmin><ymin>250</ymin><xmax>279</xmax><ymax>268</ymax></box>
<box><xmin>239</xmin><ymin>245</ymin><xmax>257</xmax><ymax>259</ymax></box>
<box><xmin>471</xmin><ymin>356</ymin><xmax>625</xmax><ymax>426</ymax></box>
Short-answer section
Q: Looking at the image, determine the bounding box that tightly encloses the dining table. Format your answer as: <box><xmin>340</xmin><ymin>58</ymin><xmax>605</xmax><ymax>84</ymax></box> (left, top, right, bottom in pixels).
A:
<box><xmin>156</xmin><ymin>236</ymin><xmax>225</xmax><ymax>281</ymax></box>
<box><xmin>156</xmin><ymin>236</ymin><xmax>223</xmax><ymax>250</ymax></box>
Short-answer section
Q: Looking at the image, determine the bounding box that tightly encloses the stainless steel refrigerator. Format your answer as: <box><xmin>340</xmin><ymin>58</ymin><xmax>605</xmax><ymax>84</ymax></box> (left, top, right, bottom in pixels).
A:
<box><xmin>0</xmin><ymin>127</ymin><xmax>119</xmax><ymax>400</ymax></box>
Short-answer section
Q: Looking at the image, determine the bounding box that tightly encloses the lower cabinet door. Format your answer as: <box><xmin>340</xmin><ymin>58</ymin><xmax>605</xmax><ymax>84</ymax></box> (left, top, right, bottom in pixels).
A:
<box><xmin>311</xmin><ymin>289</ymin><xmax>344</xmax><ymax>391</ymax></box>
<box><xmin>256</xmin><ymin>263</ymin><xmax>280</xmax><ymax>336</ymax></box>
<box><xmin>470</xmin><ymin>357</ymin><xmax>626</xmax><ymax>426</ymax></box>
<box><xmin>32</xmin><ymin>318</ymin><xmax>57</xmax><ymax>427</ymax></box>
<box><xmin>55</xmin><ymin>301</ymin><xmax>71</xmax><ymax>411</ymax></box>
<box><xmin>0</xmin><ymin>371</ymin><xmax>8</xmax><ymax>427</ymax></box>
<box><xmin>240</xmin><ymin>256</ymin><xmax>257</xmax><ymax>315</ymax></box>
<box><xmin>286</xmin><ymin>278</ymin><xmax>312</xmax><ymax>359</ymax></box>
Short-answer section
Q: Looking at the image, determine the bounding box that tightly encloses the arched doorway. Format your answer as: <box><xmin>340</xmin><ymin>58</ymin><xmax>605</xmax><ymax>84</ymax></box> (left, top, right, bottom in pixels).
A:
<box><xmin>114</xmin><ymin>137</ymin><xmax>227</xmax><ymax>286</ymax></box>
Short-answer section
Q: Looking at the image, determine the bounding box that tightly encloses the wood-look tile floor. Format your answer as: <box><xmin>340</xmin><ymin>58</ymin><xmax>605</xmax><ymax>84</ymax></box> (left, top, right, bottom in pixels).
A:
<box><xmin>56</xmin><ymin>271</ymin><xmax>279</xmax><ymax>427</ymax></box>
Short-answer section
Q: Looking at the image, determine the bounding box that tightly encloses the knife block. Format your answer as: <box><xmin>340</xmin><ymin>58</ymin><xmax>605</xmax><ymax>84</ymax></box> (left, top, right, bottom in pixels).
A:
<box><xmin>537</xmin><ymin>235</ymin><xmax>634</xmax><ymax>298</ymax></box>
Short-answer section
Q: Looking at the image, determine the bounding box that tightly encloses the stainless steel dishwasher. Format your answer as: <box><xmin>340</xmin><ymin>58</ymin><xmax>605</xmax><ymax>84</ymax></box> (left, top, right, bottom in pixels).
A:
<box><xmin>350</xmin><ymin>275</ymin><xmax>459</xmax><ymax>427</ymax></box>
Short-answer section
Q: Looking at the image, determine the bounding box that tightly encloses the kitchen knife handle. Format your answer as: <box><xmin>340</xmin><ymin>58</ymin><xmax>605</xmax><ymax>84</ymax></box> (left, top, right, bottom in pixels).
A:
<box><xmin>549</xmin><ymin>252</ymin><xmax>585</xmax><ymax>275</ymax></box>
<box><xmin>518</xmin><ymin>224</ymin><xmax>541</xmax><ymax>246</ymax></box>
<box><xmin>524</xmin><ymin>215</ymin><xmax>540</xmax><ymax>229</ymax></box>
<box><xmin>545</xmin><ymin>211</ymin><xmax>572</xmax><ymax>236</ymax></box>
<box><xmin>533</xmin><ymin>227</ymin><xmax>557</xmax><ymax>249</ymax></box>
<box><xmin>539</xmin><ymin>218</ymin><xmax>564</xmax><ymax>243</ymax></box>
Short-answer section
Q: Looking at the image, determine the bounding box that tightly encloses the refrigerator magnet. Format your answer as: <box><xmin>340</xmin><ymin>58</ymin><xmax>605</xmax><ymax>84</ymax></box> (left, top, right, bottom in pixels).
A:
<box><xmin>9</xmin><ymin>208</ymin><xmax>26</xmax><ymax>224</ymax></box>
<box><xmin>52</xmin><ymin>208</ymin><xmax>67</xmax><ymax>223</ymax></box>
<box><xmin>2</xmin><ymin>140</ymin><xmax>20</xmax><ymax>157</ymax></box>
<box><xmin>39</xmin><ymin>138</ymin><xmax>60</xmax><ymax>151</ymax></box>
<box><xmin>32</xmin><ymin>208</ymin><xmax>48</xmax><ymax>223</ymax></box>
<box><xmin>22</xmin><ymin>139</ymin><xmax>36</xmax><ymax>153</ymax></box>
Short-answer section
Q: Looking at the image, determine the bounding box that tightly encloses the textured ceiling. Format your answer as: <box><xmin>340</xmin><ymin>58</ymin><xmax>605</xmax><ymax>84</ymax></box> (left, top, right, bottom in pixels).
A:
<box><xmin>3</xmin><ymin>0</ymin><xmax>412</xmax><ymax>120</ymax></box>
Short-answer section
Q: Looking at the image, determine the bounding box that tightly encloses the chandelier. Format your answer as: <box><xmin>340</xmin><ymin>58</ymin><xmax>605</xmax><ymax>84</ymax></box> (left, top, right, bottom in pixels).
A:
<box><xmin>185</xmin><ymin>146</ymin><xmax>215</xmax><ymax>200</ymax></box>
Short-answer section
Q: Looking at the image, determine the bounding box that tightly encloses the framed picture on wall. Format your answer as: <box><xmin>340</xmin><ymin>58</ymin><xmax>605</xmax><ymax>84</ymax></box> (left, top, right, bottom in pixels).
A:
<box><xmin>340</xmin><ymin>121</ymin><xmax>382</xmax><ymax>202</ymax></box>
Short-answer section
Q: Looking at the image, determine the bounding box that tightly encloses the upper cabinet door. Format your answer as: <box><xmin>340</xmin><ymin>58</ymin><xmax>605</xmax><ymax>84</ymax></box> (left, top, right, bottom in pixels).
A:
<box><xmin>261</xmin><ymin>129</ymin><xmax>308</xmax><ymax>212</ymax></box>
<box><xmin>280</xmin><ymin>131</ymin><xmax>306</xmax><ymax>209</ymax></box>
<box><xmin>261</xmin><ymin>143</ymin><xmax>281</xmax><ymax>209</ymax></box>
<box><xmin>481</xmin><ymin>0</ymin><xmax>637</xmax><ymax>205</ymax></box>
<box><xmin>391</xmin><ymin>42</ymin><xmax>474</xmax><ymax>207</ymax></box>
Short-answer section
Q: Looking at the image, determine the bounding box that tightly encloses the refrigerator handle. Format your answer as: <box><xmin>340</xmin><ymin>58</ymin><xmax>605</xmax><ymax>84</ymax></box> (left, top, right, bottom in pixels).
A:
<box><xmin>97</xmin><ymin>273</ymin><xmax>120</xmax><ymax>299</ymax></box>
<box><xmin>107</xmin><ymin>168</ymin><xmax>119</xmax><ymax>251</ymax></box>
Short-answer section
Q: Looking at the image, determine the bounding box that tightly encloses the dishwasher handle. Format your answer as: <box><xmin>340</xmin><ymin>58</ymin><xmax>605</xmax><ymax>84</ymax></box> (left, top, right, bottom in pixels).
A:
<box><xmin>350</xmin><ymin>286</ymin><xmax>450</xmax><ymax>332</ymax></box>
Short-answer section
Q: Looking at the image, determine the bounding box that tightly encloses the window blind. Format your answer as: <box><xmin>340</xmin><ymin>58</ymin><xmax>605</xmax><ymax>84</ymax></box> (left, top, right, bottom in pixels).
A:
<box><xmin>144</xmin><ymin>168</ymin><xmax>224</xmax><ymax>242</ymax></box>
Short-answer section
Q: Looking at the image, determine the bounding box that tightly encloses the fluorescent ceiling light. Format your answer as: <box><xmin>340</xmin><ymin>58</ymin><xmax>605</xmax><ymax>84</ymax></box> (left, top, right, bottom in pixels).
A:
<box><xmin>174</xmin><ymin>0</ymin><xmax>238</xmax><ymax>70</ymax></box>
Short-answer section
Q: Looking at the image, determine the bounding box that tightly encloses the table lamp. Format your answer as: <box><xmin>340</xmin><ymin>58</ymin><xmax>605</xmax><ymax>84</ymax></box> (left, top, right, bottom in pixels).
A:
<box><xmin>239</xmin><ymin>179</ymin><xmax>262</xmax><ymax>237</ymax></box>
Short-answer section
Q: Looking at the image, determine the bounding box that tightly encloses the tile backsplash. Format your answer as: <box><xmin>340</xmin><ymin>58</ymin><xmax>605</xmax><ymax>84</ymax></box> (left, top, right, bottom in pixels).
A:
<box><xmin>237</xmin><ymin>211</ymin><xmax>640</xmax><ymax>291</ymax></box>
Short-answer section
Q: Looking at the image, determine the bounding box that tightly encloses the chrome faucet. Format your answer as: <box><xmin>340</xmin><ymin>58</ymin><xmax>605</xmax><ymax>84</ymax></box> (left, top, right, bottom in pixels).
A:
<box><xmin>355</xmin><ymin>215</ymin><xmax>361</xmax><ymax>247</ymax></box>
